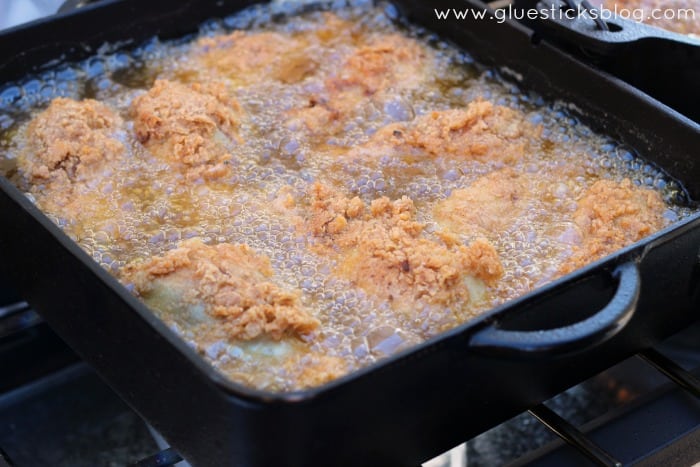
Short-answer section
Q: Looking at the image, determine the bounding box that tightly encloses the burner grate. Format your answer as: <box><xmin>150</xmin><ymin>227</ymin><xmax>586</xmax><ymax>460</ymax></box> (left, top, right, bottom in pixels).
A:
<box><xmin>133</xmin><ymin>343</ymin><xmax>700</xmax><ymax>467</ymax></box>
<box><xmin>522</xmin><ymin>348</ymin><xmax>700</xmax><ymax>466</ymax></box>
<box><xmin>512</xmin><ymin>345</ymin><xmax>700</xmax><ymax>466</ymax></box>
<box><xmin>528</xmin><ymin>404</ymin><xmax>621</xmax><ymax>467</ymax></box>
<box><xmin>638</xmin><ymin>349</ymin><xmax>700</xmax><ymax>399</ymax></box>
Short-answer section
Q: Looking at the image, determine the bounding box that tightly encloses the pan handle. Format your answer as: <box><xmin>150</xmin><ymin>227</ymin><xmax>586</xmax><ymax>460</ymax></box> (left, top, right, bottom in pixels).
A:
<box><xmin>469</xmin><ymin>262</ymin><xmax>640</xmax><ymax>357</ymax></box>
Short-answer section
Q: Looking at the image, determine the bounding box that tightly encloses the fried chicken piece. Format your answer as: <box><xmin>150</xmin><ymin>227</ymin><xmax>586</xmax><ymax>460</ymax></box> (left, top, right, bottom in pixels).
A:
<box><xmin>600</xmin><ymin>0</ymin><xmax>700</xmax><ymax>36</ymax></box>
<box><xmin>434</xmin><ymin>168</ymin><xmax>531</xmax><ymax>239</ymax></box>
<box><xmin>16</xmin><ymin>98</ymin><xmax>129</xmax><ymax>233</ymax></box>
<box><xmin>349</xmin><ymin>100</ymin><xmax>536</xmax><ymax>164</ymax></box>
<box><xmin>327</xmin><ymin>33</ymin><xmax>431</xmax><ymax>96</ymax></box>
<box><xmin>131</xmin><ymin>79</ymin><xmax>242</xmax><ymax>180</ymax></box>
<box><xmin>122</xmin><ymin>238</ymin><xmax>319</xmax><ymax>341</ymax></box>
<box><xmin>304</xmin><ymin>183</ymin><xmax>503</xmax><ymax>315</ymax></box>
<box><xmin>189</xmin><ymin>13</ymin><xmax>362</xmax><ymax>88</ymax></box>
<box><xmin>193</xmin><ymin>31</ymin><xmax>316</xmax><ymax>85</ymax></box>
<box><xmin>311</xmin><ymin>11</ymin><xmax>359</xmax><ymax>43</ymax></box>
<box><xmin>560</xmin><ymin>179</ymin><xmax>667</xmax><ymax>274</ymax></box>
<box><xmin>289</xmin><ymin>34</ymin><xmax>435</xmax><ymax>138</ymax></box>
<box><xmin>18</xmin><ymin>98</ymin><xmax>125</xmax><ymax>188</ymax></box>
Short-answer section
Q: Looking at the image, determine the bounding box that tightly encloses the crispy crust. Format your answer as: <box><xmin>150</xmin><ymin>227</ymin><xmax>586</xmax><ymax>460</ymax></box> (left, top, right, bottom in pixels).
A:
<box><xmin>19</xmin><ymin>98</ymin><xmax>125</xmax><ymax>187</ymax></box>
<box><xmin>289</xmin><ymin>33</ymin><xmax>435</xmax><ymax>138</ymax></box>
<box><xmin>131</xmin><ymin>79</ymin><xmax>242</xmax><ymax>179</ymax></box>
<box><xmin>195</xmin><ymin>31</ymin><xmax>316</xmax><ymax>85</ymax></box>
<box><xmin>304</xmin><ymin>183</ymin><xmax>503</xmax><ymax>312</ymax></box>
<box><xmin>122</xmin><ymin>238</ymin><xmax>319</xmax><ymax>341</ymax></box>
<box><xmin>327</xmin><ymin>33</ymin><xmax>430</xmax><ymax>96</ymax></box>
<box><xmin>350</xmin><ymin>100</ymin><xmax>537</xmax><ymax>164</ymax></box>
<box><xmin>560</xmin><ymin>179</ymin><xmax>667</xmax><ymax>274</ymax></box>
<box><xmin>434</xmin><ymin>168</ymin><xmax>531</xmax><ymax>239</ymax></box>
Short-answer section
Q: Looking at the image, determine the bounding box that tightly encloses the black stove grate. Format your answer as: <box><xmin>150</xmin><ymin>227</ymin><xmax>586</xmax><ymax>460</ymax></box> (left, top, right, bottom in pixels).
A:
<box><xmin>528</xmin><ymin>404</ymin><xmax>622</xmax><ymax>466</ymax></box>
<box><xmin>514</xmin><ymin>359</ymin><xmax>700</xmax><ymax>466</ymax></box>
<box><xmin>523</xmin><ymin>349</ymin><xmax>700</xmax><ymax>467</ymax></box>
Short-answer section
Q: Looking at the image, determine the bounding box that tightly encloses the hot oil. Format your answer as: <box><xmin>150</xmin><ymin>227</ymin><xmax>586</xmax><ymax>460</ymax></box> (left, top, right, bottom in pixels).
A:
<box><xmin>0</xmin><ymin>1</ymin><xmax>695</xmax><ymax>391</ymax></box>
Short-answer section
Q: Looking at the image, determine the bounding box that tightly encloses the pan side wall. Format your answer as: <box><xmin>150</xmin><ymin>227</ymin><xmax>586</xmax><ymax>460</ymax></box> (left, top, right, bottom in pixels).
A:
<box><xmin>2</xmin><ymin>185</ymin><xmax>700</xmax><ymax>467</ymax></box>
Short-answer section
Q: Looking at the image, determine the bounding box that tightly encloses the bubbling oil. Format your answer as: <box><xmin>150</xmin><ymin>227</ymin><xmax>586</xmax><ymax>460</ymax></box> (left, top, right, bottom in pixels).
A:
<box><xmin>0</xmin><ymin>0</ymin><xmax>695</xmax><ymax>391</ymax></box>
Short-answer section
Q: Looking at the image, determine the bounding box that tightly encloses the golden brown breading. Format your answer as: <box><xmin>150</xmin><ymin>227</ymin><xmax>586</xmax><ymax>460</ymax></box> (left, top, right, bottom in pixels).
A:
<box><xmin>434</xmin><ymin>168</ymin><xmax>531</xmax><ymax>239</ymax></box>
<box><xmin>349</xmin><ymin>100</ymin><xmax>537</xmax><ymax>164</ymax></box>
<box><xmin>327</xmin><ymin>33</ymin><xmax>431</xmax><ymax>96</ymax></box>
<box><xmin>311</xmin><ymin>11</ymin><xmax>359</xmax><ymax>43</ymax></box>
<box><xmin>194</xmin><ymin>31</ymin><xmax>315</xmax><ymax>85</ymax></box>
<box><xmin>131</xmin><ymin>79</ymin><xmax>242</xmax><ymax>180</ymax></box>
<box><xmin>16</xmin><ymin>98</ymin><xmax>129</xmax><ymax>234</ymax></box>
<box><xmin>560</xmin><ymin>179</ymin><xmax>667</xmax><ymax>274</ymax></box>
<box><xmin>189</xmin><ymin>13</ymin><xmax>362</xmax><ymax>89</ymax></box>
<box><xmin>18</xmin><ymin>98</ymin><xmax>125</xmax><ymax>187</ymax></box>
<box><xmin>288</xmin><ymin>34</ymin><xmax>435</xmax><ymax>139</ymax></box>
<box><xmin>122</xmin><ymin>238</ymin><xmax>319</xmax><ymax>341</ymax></box>
<box><xmin>304</xmin><ymin>183</ymin><xmax>503</xmax><ymax>315</ymax></box>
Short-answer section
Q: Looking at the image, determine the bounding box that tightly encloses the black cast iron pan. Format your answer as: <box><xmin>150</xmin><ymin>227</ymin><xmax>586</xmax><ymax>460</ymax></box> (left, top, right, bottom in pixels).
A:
<box><xmin>1</xmin><ymin>1</ymin><xmax>700</xmax><ymax>465</ymax></box>
<box><xmin>510</xmin><ymin>0</ymin><xmax>700</xmax><ymax>122</ymax></box>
